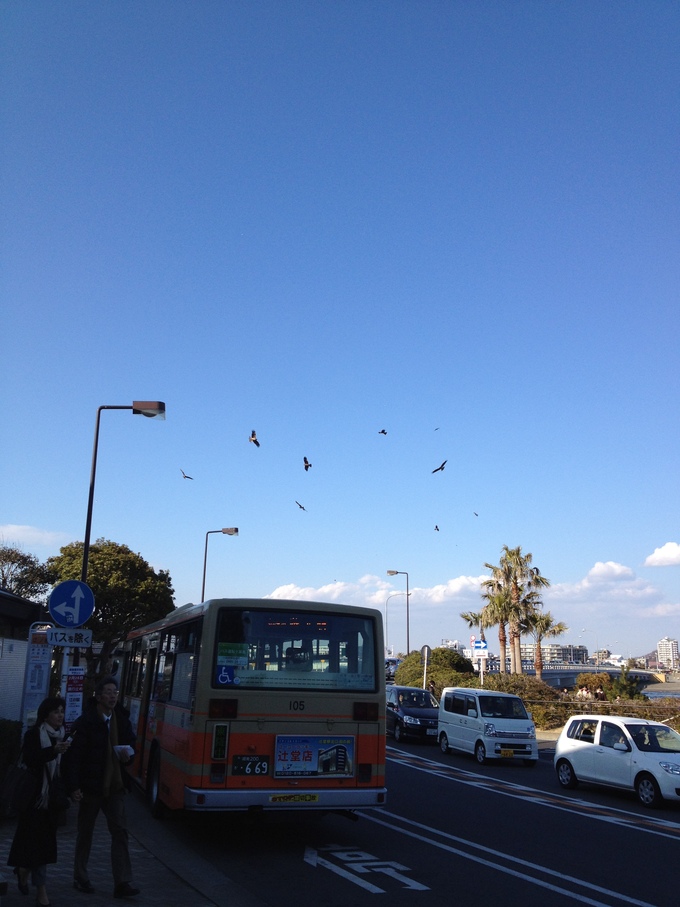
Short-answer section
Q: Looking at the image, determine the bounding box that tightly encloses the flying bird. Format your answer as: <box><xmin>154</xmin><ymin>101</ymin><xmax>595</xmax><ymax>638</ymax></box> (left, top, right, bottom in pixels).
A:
<box><xmin>474</xmin><ymin>512</ymin><xmax>478</xmax><ymax>517</ymax></box>
<box><xmin>378</xmin><ymin>429</ymin><xmax>387</xmax><ymax>435</ymax></box>
<box><xmin>249</xmin><ymin>430</ymin><xmax>260</xmax><ymax>447</ymax></box>
<box><xmin>434</xmin><ymin>525</ymin><xmax>439</xmax><ymax>531</ymax></box>
<box><xmin>180</xmin><ymin>469</ymin><xmax>193</xmax><ymax>480</ymax></box>
<box><xmin>295</xmin><ymin>501</ymin><xmax>307</xmax><ymax>511</ymax></box>
<box><xmin>303</xmin><ymin>456</ymin><xmax>312</xmax><ymax>471</ymax></box>
<box><xmin>432</xmin><ymin>460</ymin><xmax>447</xmax><ymax>473</ymax></box>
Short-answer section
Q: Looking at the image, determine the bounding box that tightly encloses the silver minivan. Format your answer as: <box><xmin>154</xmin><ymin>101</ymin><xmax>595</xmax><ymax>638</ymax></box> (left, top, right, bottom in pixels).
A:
<box><xmin>438</xmin><ymin>687</ymin><xmax>538</xmax><ymax>765</ymax></box>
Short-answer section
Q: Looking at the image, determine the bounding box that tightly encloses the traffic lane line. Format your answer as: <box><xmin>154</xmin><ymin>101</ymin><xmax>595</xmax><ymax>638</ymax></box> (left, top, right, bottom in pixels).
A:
<box><xmin>358</xmin><ymin>807</ymin><xmax>658</xmax><ymax>907</ymax></box>
<box><xmin>386</xmin><ymin>747</ymin><xmax>680</xmax><ymax>841</ymax></box>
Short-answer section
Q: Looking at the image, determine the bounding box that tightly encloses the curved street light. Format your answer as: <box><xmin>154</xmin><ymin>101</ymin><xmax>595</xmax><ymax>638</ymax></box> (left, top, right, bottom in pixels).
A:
<box><xmin>387</xmin><ymin>569</ymin><xmax>410</xmax><ymax>654</ymax></box>
<box><xmin>82</xmin><ymin>401</ymin><xmax>165</xmax><ymax>583</ymax></box>
<box><xmin>201</xmin><ymin>528</ymin><xmax>239</xmax><ymax>602</ymax></box>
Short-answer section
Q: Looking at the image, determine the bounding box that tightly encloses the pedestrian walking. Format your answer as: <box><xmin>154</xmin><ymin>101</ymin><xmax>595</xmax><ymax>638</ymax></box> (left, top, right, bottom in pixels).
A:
<box><xmin>7</xmin><ymin>695</ymin><xmax>72</xmax><ymax>907</ymax></box>
<box><xmin>62</xmin><ymin>675</ymin><xmax>140</xmax><ymax>899</ymax></box>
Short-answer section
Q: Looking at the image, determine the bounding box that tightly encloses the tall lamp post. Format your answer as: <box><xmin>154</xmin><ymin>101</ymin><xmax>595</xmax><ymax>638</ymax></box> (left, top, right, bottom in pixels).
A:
<box><xmin>201</xmin><ymin>528</ymin><xmax>239</xmax><ymax>602</ymax></box>
<box><xmin>384</xmin><ymin>592</ymin><xmax>406</xmax><ymax>657</ymax></box>
<box><xmin>82</xmin><ymin>401</ymin><xmax>166</xmax><ymax>583</ymax></box>
<box><xmin>387</xmin><ymin>569</ymin><xmax>410</xmax><ymax>654</ymax></box>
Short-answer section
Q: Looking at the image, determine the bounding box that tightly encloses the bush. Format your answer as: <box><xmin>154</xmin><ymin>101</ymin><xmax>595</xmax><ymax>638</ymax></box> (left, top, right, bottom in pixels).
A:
<box><xmin>395</xmin><ymin>647</ymin><xmax>475</xmax><ymax>696</ymax></box>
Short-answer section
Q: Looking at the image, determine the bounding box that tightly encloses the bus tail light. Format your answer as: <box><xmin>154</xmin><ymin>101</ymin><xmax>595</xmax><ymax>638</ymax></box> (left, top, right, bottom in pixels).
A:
<box><xmin>353</xmin><ymin>702</ymin><xmax>379</xmax><ymax>721</ymax></box>
<box><xmin>209</xmin><ymin>698</ymin><xmax>238</xmax><ymax>719</ymax></box>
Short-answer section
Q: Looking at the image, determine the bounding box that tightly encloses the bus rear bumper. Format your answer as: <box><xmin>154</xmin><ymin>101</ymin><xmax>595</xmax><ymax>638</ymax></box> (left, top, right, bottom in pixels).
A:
<box><xmin>183</xmin><ymin>786</ymin><xmax>387</xmax><ymax>811</ymax></box>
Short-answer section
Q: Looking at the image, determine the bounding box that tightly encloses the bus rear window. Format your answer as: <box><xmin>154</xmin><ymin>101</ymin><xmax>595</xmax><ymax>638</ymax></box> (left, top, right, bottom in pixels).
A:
<box><xmin>213</xmin><ymin>608</ymin><xmax>377</xmax><ymax>691</ymax></box>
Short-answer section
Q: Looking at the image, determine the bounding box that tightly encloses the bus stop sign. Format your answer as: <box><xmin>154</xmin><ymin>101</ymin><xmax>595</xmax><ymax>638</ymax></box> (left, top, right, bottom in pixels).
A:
<box><xmin>49</xmin><ymin>581</ymin><xmax>95</xmax><ymax>628</ymax></box>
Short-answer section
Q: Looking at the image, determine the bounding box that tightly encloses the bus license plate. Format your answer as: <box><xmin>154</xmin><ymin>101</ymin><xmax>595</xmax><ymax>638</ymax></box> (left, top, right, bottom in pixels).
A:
<box><xmin>232</xmin><ymin>755</ymin><xmax>270</xmax><ymax>776</ymax></box>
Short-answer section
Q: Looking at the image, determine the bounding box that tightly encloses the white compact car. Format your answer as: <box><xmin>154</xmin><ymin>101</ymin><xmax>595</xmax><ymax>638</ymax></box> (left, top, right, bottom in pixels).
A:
<box><xmin>554</xmin><ymin>714</ymin><xmax>680</xmax><ymax>808</ymax></box>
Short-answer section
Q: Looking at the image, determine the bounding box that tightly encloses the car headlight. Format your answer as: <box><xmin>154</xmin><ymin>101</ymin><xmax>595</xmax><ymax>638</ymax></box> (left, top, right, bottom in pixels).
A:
<box><xmin>404</xmin><ymin>715</ymin><xmax>421</xmax><ymax>726</ymax></box>
<box><xmin>527</xmin><ymin>725</ymin><xmax>536</xmax><ymax>739</ymax></box>
<box><xmin>484</xmin><ymin>722</ymin><xmax>497</xmax><ymax>737</ymax></box>
<box><xmin>659</xmin><ymin>762</ymin><xmax>680</xmax><ymax>776</ymax></box>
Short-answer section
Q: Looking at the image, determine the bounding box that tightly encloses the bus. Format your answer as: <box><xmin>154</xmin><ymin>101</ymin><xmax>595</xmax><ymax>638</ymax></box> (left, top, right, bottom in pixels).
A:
<box><xmin>121</xmin><ymin>598</ymin><xmax>386</xmax><ymax>814</ymax></box>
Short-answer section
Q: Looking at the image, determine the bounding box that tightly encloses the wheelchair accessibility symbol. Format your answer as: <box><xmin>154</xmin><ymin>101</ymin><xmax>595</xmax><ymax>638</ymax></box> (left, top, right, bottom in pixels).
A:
<box><xmin>215</xmin><ymin>666</ymin><xmax>238</xmax><ymax>685</ymax></box>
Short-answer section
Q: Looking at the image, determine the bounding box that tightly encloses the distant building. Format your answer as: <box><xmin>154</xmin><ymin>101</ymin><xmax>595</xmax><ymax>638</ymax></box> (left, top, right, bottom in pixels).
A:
<box><xmin>656</xmin><ymin>637</ymin><xmax>679</xmax><ymax>671</ymax></box>
<box><xmin>440</xmin><ymin>639</ymin><xmax>468</xmax><ymax>655</ymax></box>
<box><xmin>520</xmin><ymin>642</ymin><xmax>588</xmax><ymax>664</ymax></box>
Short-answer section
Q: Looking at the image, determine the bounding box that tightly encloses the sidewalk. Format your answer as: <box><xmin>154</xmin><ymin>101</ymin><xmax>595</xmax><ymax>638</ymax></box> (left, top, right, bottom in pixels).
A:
<box><xmin>536</xmin><ymin>727</ymin><xmax>562</xmax><ymax>754</ymax></box>
<box><xmin>0</xmin><ymin>791</ymin><xmax>265</xmax><ymax>907</ymax></box>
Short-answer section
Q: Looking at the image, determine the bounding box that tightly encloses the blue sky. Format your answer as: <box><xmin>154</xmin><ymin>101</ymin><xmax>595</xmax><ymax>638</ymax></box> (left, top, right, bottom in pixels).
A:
<box><xmin>2</xmin><ymin>1</ymin><xmax>678</xmax><ymax>662</ymax></box>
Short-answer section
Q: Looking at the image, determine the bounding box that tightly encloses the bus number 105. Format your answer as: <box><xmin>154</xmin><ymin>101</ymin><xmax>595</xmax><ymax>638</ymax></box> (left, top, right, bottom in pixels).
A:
<box><xmin>289</xmin><ymin>700</ymin><xmax>305</xmax><ymax>711</ymax></box>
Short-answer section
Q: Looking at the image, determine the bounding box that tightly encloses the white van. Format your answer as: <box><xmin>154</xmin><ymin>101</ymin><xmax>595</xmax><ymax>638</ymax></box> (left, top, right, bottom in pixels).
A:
<box><xmin>438</xmin><ymin>688</ymin><xmax>538</xmax><ymax>766</ymax></box>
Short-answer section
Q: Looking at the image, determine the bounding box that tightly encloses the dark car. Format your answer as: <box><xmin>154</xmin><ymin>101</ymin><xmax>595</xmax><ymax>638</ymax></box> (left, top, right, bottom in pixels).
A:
<box><xmin>386</xmin><ymin>685</ymin><xmax>439</xmax><ymax>743</ymax></box>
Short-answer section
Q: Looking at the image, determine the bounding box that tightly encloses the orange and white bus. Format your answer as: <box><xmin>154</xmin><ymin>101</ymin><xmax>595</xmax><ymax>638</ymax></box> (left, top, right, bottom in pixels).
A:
<box><xmin>121</xmin><ymin>598</ymin><xmax>386</xmax><ymax>814</ymax></box>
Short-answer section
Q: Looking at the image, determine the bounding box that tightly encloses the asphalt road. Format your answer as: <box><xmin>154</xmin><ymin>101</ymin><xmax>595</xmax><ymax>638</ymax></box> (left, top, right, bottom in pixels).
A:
<box><xmin>128</xmin><ymin>737</ymin><xmax>679</xmax><ymax>907</ymax></box>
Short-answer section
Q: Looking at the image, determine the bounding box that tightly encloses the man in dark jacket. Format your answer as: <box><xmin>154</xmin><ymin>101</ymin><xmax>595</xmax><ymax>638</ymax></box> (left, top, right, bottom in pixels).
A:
<box><xmin>62</xmin><ymin>675</ymin><xmax>140</xmax><ymax>899</ymax></box>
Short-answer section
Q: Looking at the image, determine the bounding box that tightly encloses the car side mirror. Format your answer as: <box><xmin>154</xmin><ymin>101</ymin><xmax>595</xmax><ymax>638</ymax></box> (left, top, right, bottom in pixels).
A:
<box><xmin>467</xmin><ymin>709</ymin><xmax>477</xmax><ymax>718</ymax></box>
<box><xmin>613</xmin><ymin>742</ymin><xmax>629</xmax><ymax>752</ymax></box>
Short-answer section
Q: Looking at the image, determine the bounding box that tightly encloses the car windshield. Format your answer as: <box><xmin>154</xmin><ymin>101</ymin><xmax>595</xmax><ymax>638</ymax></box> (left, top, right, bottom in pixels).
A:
<box><xmin>479</xmin><ymin>696</ymin><xmax>528</xmax><ymax>719</ymax></box>
<box><xmin>626</xmin><ymin>724</ymin><xmax>680</xmax><ymax>754</ymax></box>
<box><xmin>398</xmin><ymin>690</ymin><xmax>438</xmax><ymax>708</ymax></box>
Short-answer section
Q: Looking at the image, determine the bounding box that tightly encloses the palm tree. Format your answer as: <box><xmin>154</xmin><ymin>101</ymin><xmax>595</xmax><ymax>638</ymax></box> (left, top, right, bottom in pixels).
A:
<box><xmin>459</xmin><ymin>609</ymin><xmax>489</xmax><ymax>643</ymax></box>
<box><xmin>483</xmin><ymin>546</ymin><xmax>551</xmax><ymax>674</ymax></box>
<box><xmin>480</xmin><ymin>582</ymin><xmax>512</xmax><ymax>673</ymax></box>
<box><xmin>523</xmin><ymin>611</ymin><xmax>568</xmax><ymax>681</ymax></box>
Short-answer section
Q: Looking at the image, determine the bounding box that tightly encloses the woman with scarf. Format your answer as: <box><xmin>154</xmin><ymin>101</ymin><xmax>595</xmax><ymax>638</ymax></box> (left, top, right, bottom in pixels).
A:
<box><xmin>7</xmin><ymin>696</ymin><xmax>72</xmax><ymax>907</ymax></box>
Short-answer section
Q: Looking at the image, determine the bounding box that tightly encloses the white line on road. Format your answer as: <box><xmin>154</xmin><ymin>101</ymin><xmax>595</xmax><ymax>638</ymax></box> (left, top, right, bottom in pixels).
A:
<box><xmin>359</xmin><ymin>809</ymin><xmax>658</xmax><ymax>907</ymax></box>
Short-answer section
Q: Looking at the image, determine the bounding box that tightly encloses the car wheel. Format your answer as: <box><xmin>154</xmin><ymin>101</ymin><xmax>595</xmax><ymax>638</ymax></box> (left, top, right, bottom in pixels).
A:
<box><xmin>147</xmin><ymin>749</ymin><xmax>166</xmax><ymax>818</ymax></box>
<box><xmin>394</xmin><ymin>723</ymin><xmax>403</xmax><ymax>743</ymax></box>
<box><xmin>636</xmin><ymin>773</ymin><xmax>662</xmax><ymax>809</ymax></box>
<box><xmin>556</xmin><ymin>758</ymin><xmax>578</xmax><ymax>789</ymax></box>
<box><xmin>474</xmin><ymin>741</ymin><xmax>487</xmax><ymax>765</ymax></box>
<box><xmin>439</xmin><ymin>733</ymin><xmax>449</xmax><ymax>754</ymax></box>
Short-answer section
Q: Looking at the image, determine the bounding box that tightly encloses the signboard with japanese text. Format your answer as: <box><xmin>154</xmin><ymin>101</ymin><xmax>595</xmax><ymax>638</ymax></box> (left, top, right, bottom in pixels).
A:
<box><xmin>274</xmin><ymin>735</ymin><xmax>355</xmax><ymax>778</ymax></box>
<box><xmin>20</xmin><ymin>624</ymin><xmax>53</xmax><ymax>731</ymax></box>
<box><xmin>47</xmin><ymin>628</ymin><xmax>93</xmax><ymax>648</ymax></box>
<box><xmin>64</xmin><ymin>666</ymin><xmax>86</xmax><ymax>729</ymax></box>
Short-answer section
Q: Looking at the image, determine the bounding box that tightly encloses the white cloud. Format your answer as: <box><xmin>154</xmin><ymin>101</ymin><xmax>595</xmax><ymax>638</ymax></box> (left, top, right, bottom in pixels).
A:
<box><xmin>548</xmin><ymin>561</ymin><xmax>655</xmax><ymax>605</ymax></box>
<box><xmin>644</xmin><ymin>542</ymin><xmax>680</xmax><ymax>567</ymax></box>
<box><xmin>263</xmin><ymin>562</ymin><xmax>677</xmax><ymax>658</ymax></box>
<box><xmin>0</xmin><ymin>524</ymin><xmax>70</xmax><ymax>550</ymax></box>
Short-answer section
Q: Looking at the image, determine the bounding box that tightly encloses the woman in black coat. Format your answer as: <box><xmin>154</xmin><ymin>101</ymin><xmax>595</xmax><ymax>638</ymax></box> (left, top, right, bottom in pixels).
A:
<box><xmin>7</xmin><ymin>696</ymin><xmax>72</xmax><ymax>907</ymax></box>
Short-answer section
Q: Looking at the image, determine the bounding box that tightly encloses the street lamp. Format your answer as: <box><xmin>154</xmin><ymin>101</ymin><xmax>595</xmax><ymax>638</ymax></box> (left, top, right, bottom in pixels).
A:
<box><xmin>201</xmin><ymin>528</ymin><xmax>239</xmax><ymax>602</ymax></box>
<box><xmin>81</xmin><ymin>401</ymin><xmax>165</xmax><ymax>583</ymax></box>
<box><xmin>384</xmin><ymin>592</ymin><xmax>406</xmax><ymax>657</ymax></box>
<box><xmin>387</xmin><ymin>570</ymin><xmax>410</xmax><ymax>654</ymax></box>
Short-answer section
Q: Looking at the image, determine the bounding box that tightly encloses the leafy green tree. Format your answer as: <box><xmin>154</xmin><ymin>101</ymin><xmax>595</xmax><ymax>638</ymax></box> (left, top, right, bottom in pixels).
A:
<box><xmin>0</xmin><ymin>544</ymin><xmax>51</xmax><ymax>602</ymax></box>
<box><xmin>575</xmin><ymin>672</ymin><xmax>613</xmax><ymax>698</ymax></box>
<box><xmin>46</xmin><ymin>538</ymin><xmax>175</xmax><ymax>683</ymax></box>
<box><xmin>395</xmin><ymin>646</ymin><xmax>474</xmax><ymax>695</ymax></box>
<box><xmin>609</xmin><ymin>668</ymin><xmax>644</xmax><ymax>700</ymax></box>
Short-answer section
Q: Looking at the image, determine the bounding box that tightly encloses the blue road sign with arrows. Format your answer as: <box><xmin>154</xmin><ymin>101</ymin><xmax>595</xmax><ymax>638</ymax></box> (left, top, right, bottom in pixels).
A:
<box><xmin>49</xmin><ymin>581</ymin><xmax>95</xmax><ymax>628</ymax></box>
